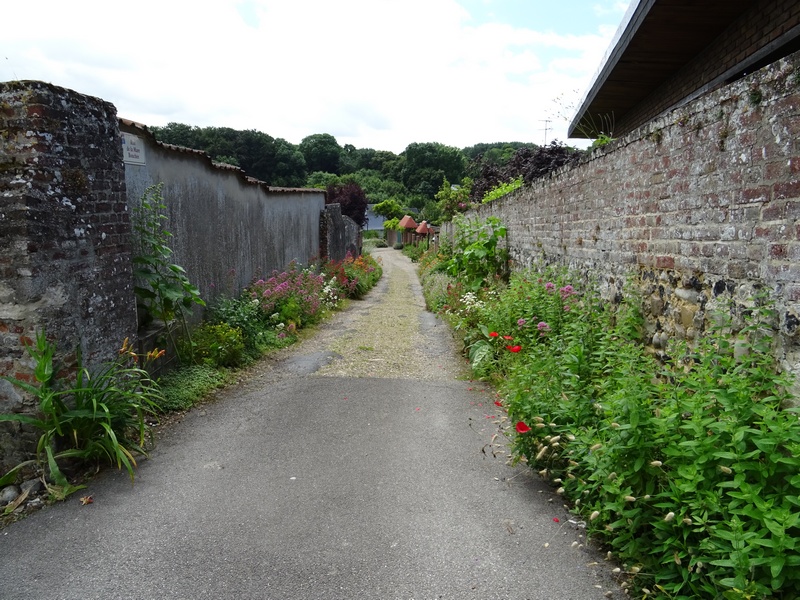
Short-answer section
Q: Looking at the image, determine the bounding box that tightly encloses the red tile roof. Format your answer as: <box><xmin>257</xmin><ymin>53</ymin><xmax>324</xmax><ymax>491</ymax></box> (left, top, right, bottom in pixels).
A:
<box><xmin>398</xmin><ymin>215</ymin><xmax>418</xmax><ymax>229</ymax></box>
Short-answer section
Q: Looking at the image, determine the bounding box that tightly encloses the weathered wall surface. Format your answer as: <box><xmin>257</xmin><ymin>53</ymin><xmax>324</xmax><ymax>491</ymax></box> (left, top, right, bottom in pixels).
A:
<box><xmin>321</xmin><ymin>204</ymin><xmax>360</xmax><ymax>262</ymax></box>
<box><xmin>120</xmin><ymin>121</ymin><xmax>325</xmax><ymax>306</ymax></box>
<box><xmin>460</xmin><ymin>51</ymin><xmax>800</xmax><ymax>388</ymax></box>
<box><xmin>0</xmin><ymin>81</ymin><xmax>138</xmax><ymax>468</ymax></box>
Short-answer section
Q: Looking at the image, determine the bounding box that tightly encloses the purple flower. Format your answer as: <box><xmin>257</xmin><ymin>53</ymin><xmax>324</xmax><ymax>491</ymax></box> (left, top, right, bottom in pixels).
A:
<box><xmin>517</xmin><ymin>318</ymin><xmax>527</xmax><ymax>327</ymax></box>
<box><xmin>537</xmin><ymin>321</ymin><xmax>551</xmax><ymax>332</ymax></box>
<box><xmin>545</xmin><ymin>282</ymin><xmax>555</xmax><ymax>292</ymax></box>
<box><xmin>559</xmin><ymin>285</ymin><xmax>575</xmax><ymax>299</ymax></box>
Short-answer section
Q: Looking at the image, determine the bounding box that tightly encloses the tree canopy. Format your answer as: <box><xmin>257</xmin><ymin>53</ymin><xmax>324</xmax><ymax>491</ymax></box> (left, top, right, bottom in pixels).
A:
<box><xmin>299</xmin><ymin>133</ymin><xmax>341</xmax><ymax>175</ymax></box>
<box><xmin>326</xmin><ymin>182</ymin><xmax>369</xmax><ymax>228</ymax></box>
<box><xmin>149</xmin><ymin>122</ymin><xmax>581</xmax><ymax>227</ymax></box>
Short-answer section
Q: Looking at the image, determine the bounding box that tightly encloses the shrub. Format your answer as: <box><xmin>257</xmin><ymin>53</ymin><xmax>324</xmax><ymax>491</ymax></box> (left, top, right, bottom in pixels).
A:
<box><xmin>445</xmin><ymin>215</ymin><xmax>509</xmax><ymax>291</ymax></box>
<box><xmin>481</xmin><ymin>177</ymin><xmax>523</xmax><ymax>204</ymax></box>
<box><xmin>402</xmin><ymin>240</ymin><xmax>430</xmax><ymax>263</ymax></box>
<box><xmin>317</xmin><ymin>253</ymin><xmax>383</xmax><ymax>300</ymax></box>
<box><xmin>420</xmin><ymin>271</ymin><xmax>455</xmax><ymax>312</ymax></box>
<box><xmin>393</xmin><ymin>242</ymin><xmax>404</xmax><ymax>250</ymax></box>
<box><xmin>178</xmin><ymin>322</ymin><xmax>245</xmax><ymax>368</ymax></box>
<box><xmin>249</xmin><ymin>262</ymin><xmax>325</xmax><ymax>328</ymax></box>
<box><xmin>453</xmin><ymin>266</ymin><xmax>800</xmax><ymax>598</ymax></box>
<box><xmin>208</xmin><ymin>295</ymin><xmax>271</xmax><ymax>361</ymax></box>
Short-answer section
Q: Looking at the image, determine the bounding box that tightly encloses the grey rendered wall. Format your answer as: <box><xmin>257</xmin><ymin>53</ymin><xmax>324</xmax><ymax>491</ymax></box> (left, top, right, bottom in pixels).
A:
<box><xmin>120</xmin><ymin>123</ymin><xmax>325</xmax><ymax>306</ymax></box>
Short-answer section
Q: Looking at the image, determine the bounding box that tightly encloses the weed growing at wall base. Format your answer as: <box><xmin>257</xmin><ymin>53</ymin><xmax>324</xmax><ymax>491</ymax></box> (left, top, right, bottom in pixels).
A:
<box><xmin>419</xmin><ymin>214</ymin><xmax>800</xmax><ymax>598</ymax></box>
<box><xmin>0</xmin><ymin>332</ymin><xmax>164</xmax><ymax>491</ymax></box>
<box><xmin>132</xmin><ymin>183</ymin><xmax>205</xmax><ymax>363</ymax></box>
<box><xmin>499</xmin><ymin>279</ymin><xmax>799</xmax><ymax>597</ymax></box>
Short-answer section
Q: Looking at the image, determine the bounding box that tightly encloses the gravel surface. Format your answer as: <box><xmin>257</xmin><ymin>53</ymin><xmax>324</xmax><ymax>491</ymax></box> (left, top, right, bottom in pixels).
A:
<box><xmin>256</xmin><ymin>247</ymin><xmax>469</xmax><ymax>382</ymax></box>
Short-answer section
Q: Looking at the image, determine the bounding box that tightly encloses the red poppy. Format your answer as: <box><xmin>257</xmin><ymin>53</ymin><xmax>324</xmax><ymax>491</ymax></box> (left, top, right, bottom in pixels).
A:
<box><xmin>503</xmin><ymin>335</ymin><xmax>514</xmax><ymax>340</ymax></box>
<box><xmin>516</xmin><ymin>421</ymin><xmax>531</xmax><ymax>434</ymax></box>
<box><xmin>494</xmin><ymin>400</ymin><xmax>503</xmax><ymax>407</ymax></box>
<box><xmin>489</xmin><ymin>331</ymin><xmax>499</xmax><ymax>338</ymax></box>
<box><xmin>506</xmin><ymin>345</ymin><xmax>522</xmax><ymax>353</ymax></box>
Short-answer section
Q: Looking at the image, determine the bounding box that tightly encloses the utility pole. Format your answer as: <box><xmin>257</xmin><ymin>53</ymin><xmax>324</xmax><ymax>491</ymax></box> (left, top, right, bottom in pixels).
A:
<box><xmin>540</xmin><ymin>119</ymin><xmax>551</xmax><ymax>146</ymax></box>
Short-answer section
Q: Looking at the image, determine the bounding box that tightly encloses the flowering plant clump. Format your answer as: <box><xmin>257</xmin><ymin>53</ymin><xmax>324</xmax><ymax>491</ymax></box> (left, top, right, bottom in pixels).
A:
<box><xmin>420</xmin><ymin>216</ymin><xmax>800</xmax><ymax>598</ymax></box>
<box><xmin>249</xmin><ymin>262</ymin><xmax>325</xmax><ymax>328</ymax></box>
<box><xmin>456</xmin><ymin>264</ymin><xmax>800</xmax><ymax>597</ymax></box>
<box><xmin>316</xmin><ymin>252</ymin><xmax>383</xmax><ymax>300</ymax></box>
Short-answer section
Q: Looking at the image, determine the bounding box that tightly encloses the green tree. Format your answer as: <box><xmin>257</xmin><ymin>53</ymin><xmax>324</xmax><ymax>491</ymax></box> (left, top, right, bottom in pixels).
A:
<box><xmin>401</xmin><ymin>142</ymin><xmax>466</xmax><ymax>200</ymax></box>
<box><xmin>299</xmin><ymin>133</ymin><xmax>342</xmax><ymax>175</ymax></box>
<box><xmin>341</xmin><ymin>169</ymin><xmax>406</xmax><ymax>204</ymax></box>
<box><xmin>306</xmin><ymin>171</ymin><xmax>341</xmax><ymax>189</ymax></box>
<box><xmin>435</xmin><ymin>176</ymin><xmax>473</xmax><ymax>221</ymax></box>
<box><xmin>372</xmin><ymin>199</ymin><xmax>406</xmax><ymax>220</ymax></box>
<box><xmin>150</xmin><ymin>123</ymin><xmax>307</xmax><ymax>186</ymax></box>
<box><xmin>149</xmin><ymin>122</ymin><xmax>202</xmax><ymax>148</ymax></box>
<box><xmin>271</xmin><ymin>139</ymin><xmax>307</xmax><ymax>187</ymax></box>
<box><xmin>462</xmin><ymin>142</ymin><xmax>537</xmax><ymax>165</ymax></box>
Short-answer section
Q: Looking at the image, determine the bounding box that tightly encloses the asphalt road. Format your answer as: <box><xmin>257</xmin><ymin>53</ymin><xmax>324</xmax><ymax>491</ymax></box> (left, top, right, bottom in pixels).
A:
<box><xmin>0</xmin><ymin>251</ymin><xmax>624</xmax><ymax>600</ymax></box>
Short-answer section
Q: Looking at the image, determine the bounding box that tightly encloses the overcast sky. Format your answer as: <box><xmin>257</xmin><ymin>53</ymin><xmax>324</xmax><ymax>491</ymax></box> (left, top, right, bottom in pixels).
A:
<box><xmin>2</xmin><ymin>0</ymin><xmax>631</xmax><ymax>154</ymax></box>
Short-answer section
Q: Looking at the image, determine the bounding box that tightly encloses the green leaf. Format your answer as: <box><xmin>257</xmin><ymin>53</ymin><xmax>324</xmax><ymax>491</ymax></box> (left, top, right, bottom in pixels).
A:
<box><xmin>771</xmin><ymin>555</ymin><xmax>786</xmax><ymax>579</ymax></box>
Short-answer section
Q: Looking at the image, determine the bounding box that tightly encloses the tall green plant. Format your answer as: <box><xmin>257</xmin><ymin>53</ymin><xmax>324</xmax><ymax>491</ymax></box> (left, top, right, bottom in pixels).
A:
<box><xmin>0</xmin><ymin>332</ymin><xmax>164</xmax><ymax>491</ymax></box>
<box><xmin>132</xmin><ymin>183</ymin><xmax>205</xmax><ymax>362</ymax></box>
<box><xmin>445</xmin><ymin>215</ymin><xmax>509</xmax><ymax>291</ymax></box>
<box><xmin>481</xmin><ymin>177</ymin><xmax>522</xmax><ymax>204</ymax></box>
<box><xmin>482</xmin><ymin>275</ymin><xmax>800</xmax><ymax>598</ymax></box>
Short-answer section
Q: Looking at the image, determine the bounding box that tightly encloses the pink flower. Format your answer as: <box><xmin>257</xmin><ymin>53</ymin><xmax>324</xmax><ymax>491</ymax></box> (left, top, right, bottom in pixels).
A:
<box><xmin>545</xmin><ymin>282</ymin><xmax>555</xmax><ymax>292</ymax></box>
<box><xmin>516</xmin><ymin>421</ymin><xmax>531</xmax><ymax>434</ymax></box>
<box><xmin>559</xmin><ymin>285</ymin><xmax>575</xmax><ymax>299</ymax></box>
<box><xmin>517</xmin><ymin>318</ymin><xmax>527</xmax><ymax>327</ymax></box>
<box><xmin>537</xmin><ymin>322</ymin><xmax>551</xmax><ymax>332</ymax></box>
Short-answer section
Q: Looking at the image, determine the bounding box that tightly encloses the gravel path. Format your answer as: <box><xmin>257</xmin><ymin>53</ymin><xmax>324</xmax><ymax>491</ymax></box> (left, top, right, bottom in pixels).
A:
<box><xmin>253</xmin><ymin>247</ymin><xmax>469</xmax><ymax>382</ymax></box>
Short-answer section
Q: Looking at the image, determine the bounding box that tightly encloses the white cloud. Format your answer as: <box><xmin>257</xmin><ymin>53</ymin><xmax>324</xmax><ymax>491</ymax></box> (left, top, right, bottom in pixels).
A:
<box><xmin>2</xmin><ymin>0</ymin><xmax>621</xmax><ymax>152</ymax></box>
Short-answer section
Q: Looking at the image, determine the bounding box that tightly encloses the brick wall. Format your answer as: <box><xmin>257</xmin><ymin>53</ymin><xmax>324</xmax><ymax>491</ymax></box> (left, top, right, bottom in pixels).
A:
<box><xmin>0</xmin><ymin>81</ymin><xmax>137</xmax><ymax>469</ymax></box>
<box><xmin>618</xmin><ymin>0</ymin><xmax>800</xmax><ymax>136</ymax></box>
<box><xmin>461</xmin><ymin>50</ymin><xmax>800</xmax><ymax>393</ymax></box>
